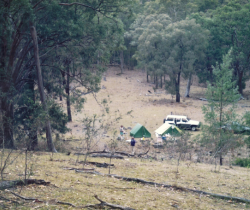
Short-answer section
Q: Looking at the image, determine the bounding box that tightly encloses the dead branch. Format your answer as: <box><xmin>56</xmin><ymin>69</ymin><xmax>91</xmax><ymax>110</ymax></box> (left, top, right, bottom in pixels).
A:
<box><xmin>57</xmin><ymin>201</ymin><xmax>76</xmax><ymax>207</ymax></box>
<box><xmin>0</xmin><ymin>195</ymin><xmax>20</xmax><ymax>204</ymax></box>
<box><xmin>198</xmin><ymin>98</ymin><xmax>207</xmax><ymax>101</ymax></box>
<box><xmin>0</xmin><ymin>179</ymin><xmax>50</xmax><ymax>190</ymax></box>
<box><xmin>9</xmin><ymin>191</ymin><xmax>37</xmax><ymax>201</ymax></box>
<box><xmin>78</xmin><ymin>161</ymin><xmax>115</xmax><ymax>168</ymax></box>
<box><xmin>9</xmin><ymin>190</ymin><xmax>133</xmax><ymax>209</ymax></box>
<box><xmin>63</xmin><ymin>167</ymin><xmax>95</xmax><ymax>171</ymax></box>
<box><xmin>77</xmin><ymin>170</ymin><xmax>250</xmax><ymax>204</ymax></box>
<box><xmin>137</xmin><ymin>148</ymin><xmax>150</xmax><ymax>157</ymax></box>
<box><xmin>74</xmin><ymin>149</ymin><xmax>150</xmax><ymax>158</ymax></box>
<box><xmin>9</xmin><ymin>191</ymin><xmax>77</xmax><ymax>207</ymax></box>
<box><xmin>90</xmin><ymin>154</ymin><xmax>124</xmax><ymax>159</ymax></box>
<box><xmin>83</xmin><ymin>195</ymin><xmax>135</xmax><ymax>210</ymax></box>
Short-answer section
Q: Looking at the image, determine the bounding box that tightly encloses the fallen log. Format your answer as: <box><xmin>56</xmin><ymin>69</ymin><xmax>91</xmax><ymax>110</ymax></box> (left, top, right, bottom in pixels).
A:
<box><xmin>90</xmin><ymin>154</ymin><xmax>124</xmax><ymax>159</ymax></box>
<box><xmin>75</xmin><ymin>150</ymin><xmax>133</xmax><ymax>157</ymax></box>
<box><xmin>77</xmin><ymin>170</ymin><xmax>250</xmax><ymax>204</ymax></box>
<box><xmin>63</xmin><ymin>167</ymin><xmax>95</xmax><ymax>171</ymax></box>
<box><xmin>83</xmin><ymin>161</ymin><xmax>115</xmax><ymax>168</ymax></box>
<box><xmin>198</xmin><ymin>98</ymin><xmax>207</xmax><ymax>101</ymax></box>
<box><xmin>8</xmin><ymin>190</ymin><xmax>76</xmax><ymax>207</ymax></box>
<box><xmin>137</xmin><ymin>148</ymin><xmax>150</xmax><ymax>157</ymax></box>
<box><xmin>0</xmin><ymin>179</ymin><xmax>50</xmax><ymax>190</ymax></box>
<box><xmin>74</xmin><ymin>150</ymin><xmax>107</xmax><ymax>156</ymax></box>
<box><xmin>75</xmin><ymin>149</ymin><xmax>150</xmax><ymax>158</ymax></box>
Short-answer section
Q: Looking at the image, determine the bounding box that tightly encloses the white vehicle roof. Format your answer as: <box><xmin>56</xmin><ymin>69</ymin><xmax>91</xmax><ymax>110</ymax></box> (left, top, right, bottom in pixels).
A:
<box><xmin>166</xmin><ymin>115</ymin><xmax>187</xmax><ymax>118</ymax></box>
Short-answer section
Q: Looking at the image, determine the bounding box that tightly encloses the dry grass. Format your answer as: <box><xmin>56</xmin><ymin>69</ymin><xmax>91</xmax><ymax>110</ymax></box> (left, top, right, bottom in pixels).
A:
<box><xmin>0</xmin><ymin>151</ymin><xmax>250</xmax><ymax>209</ymax></box>
<box><xmin>1</xmin><ymin>67</ymin><xmax>250</xmax><ymax>209</ymax></box>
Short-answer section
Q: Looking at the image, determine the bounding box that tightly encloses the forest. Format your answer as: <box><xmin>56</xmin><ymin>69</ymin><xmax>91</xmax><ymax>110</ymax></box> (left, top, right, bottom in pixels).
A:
<box><xmin>1</xmin><ymin>0</ymin><xmax>250</xmax><ymax>209</ymax></box>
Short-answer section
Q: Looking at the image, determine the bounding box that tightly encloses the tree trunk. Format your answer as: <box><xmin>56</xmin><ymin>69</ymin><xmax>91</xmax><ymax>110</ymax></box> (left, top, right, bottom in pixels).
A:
<box><xmin>220</xmin><ymin>154</ymin><xmax>223</xmax><ymax>166</ymax></box>
<box><xmin>156</xmin><ymin>76</ymin><xmax>158</xmax><ymax>89</ymax></box>
<box><xmin>147</xmin><ymin>72</ymin><xmax>149</xmax><ymax>83</ymax></box>
<box><xmin>176</xmin><ymin>72</ymin><xmax>181</xmax><ymax>103</ymax></box>
<box><xmin>184</xmin><ymin>73</ymin><xmax>192</xmax><ymax>97</ymax></box>
<box><xmin>128</xmin><ymin>46</ymin><xmax>131</xmax><ymax>70</ymax></box>
<box><xmin>160</xmin><ymin>75</ymin><xmax>163</xmax><ymax>88</ymax></box>
<box><xmin>0</xmin><ymin>100</ymin><xmax>14</xmax><ymax>148</ymax></box>
<box><xmin>238</xmin><ymin>71</ymin><xmax>243</xmax><ymax>95</ymax></box>
<box><xmin>66</xmin><ymin>65</ymin><xmax>72</xmax><ymax>122</ymax></box>
<box><xmin>207</xmin><ymin>64</ymin><xmax>213</xmax><ymax>84</ymax></box>
<box><xmin>27</xmin><ymin>72</ymin><xmax>37</xmax><ymax>150</ymax></box>
<box><xmin>30</xmin><ymin>25</ymin><xmax>57</xmax><ymax>153</ymax></box>
<box><xmin>59</xmin><ymin>81</ymin><xmax>62</xmax><ymax>101</ymax></box>
<box><xmin>120</xmin><ymin>50</ymin><xmax>124</xmax><ymax>74</ymax></box>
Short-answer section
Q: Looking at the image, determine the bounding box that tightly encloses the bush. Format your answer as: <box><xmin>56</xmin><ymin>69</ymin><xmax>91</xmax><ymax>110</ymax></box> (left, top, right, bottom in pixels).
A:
<box><xmin>233</xmin><ymin>158</ymin><xmax>250</xmax><ymax>168</ymax></box>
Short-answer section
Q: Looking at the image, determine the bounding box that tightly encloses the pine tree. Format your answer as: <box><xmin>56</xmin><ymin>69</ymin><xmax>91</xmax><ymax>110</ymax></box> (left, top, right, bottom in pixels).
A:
<box><xmin>201</xmin><ymin>49</ymin><xmax>241</xmax><ymax>166</ymax></box>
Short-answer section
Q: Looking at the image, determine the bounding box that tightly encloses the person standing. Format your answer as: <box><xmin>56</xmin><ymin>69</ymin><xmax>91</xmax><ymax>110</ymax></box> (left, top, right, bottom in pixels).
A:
<box><xmin>131</xmin><ymin>137</ymin><xmax>136</xmax><ymax>155</ymax></box>
<box><xmin>120</xmin><ymin>125</ymin><xmax>124</xmax><ymax>139</ymax></box>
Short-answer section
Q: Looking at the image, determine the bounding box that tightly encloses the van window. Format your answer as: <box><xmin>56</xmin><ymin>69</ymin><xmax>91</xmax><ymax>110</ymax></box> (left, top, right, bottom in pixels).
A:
<box><xmin>166</xmin><ymin>118</ymin><xmax>173</xmax><ymax>121</ymax></box>
<box><xmin>182</xmin><ymin>118</ymin><xmax>187</xmax><ymax>122</ymax></box>
<box><xmin>176</xmin><ymin>118</ymin><xmax>181</xmax><ymax>122</ymax></box>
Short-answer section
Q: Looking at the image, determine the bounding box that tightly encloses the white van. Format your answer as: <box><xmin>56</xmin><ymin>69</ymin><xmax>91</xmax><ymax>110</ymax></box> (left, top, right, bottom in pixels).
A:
<box><xmin>163</xmin><ymin>115</ymin><xmax>200</xmax><ymax>131</ymax></box>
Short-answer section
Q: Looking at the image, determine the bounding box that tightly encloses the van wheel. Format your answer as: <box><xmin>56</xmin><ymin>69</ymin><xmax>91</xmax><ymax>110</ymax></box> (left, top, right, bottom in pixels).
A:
<box><xmin>191</xmin><ymin>126</ymin><xmax>196</xmax><ymax>131</ymax></box>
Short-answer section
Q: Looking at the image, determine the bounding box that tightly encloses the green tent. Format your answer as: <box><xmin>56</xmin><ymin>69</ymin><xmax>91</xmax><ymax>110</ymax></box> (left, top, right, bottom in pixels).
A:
<box><xmin>130</xmin><ymin>123</ymin><xmax>151</xmax><ymax>138</ymax></box>
<box><xmin>155</xmin><ymin>123</ymin><xmax>182</xmax><ymax>137</ymax></box>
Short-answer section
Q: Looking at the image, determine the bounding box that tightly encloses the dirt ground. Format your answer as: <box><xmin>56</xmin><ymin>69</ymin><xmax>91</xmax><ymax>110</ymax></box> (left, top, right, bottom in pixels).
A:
<box><xmin>65</xmin><ymin>67</ymin><xmax>250</xmax><ymax>143</ymax></box>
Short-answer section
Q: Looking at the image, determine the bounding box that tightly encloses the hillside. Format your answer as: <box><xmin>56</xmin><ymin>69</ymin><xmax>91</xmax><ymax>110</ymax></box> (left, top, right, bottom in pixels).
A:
<box><xmin>1</xmin><ymin>68</ymin><xmax>250</xmax><ymax>209</ymax></box>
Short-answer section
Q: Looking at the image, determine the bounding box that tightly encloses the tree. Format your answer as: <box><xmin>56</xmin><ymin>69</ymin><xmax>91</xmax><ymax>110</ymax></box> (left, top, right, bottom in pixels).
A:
<box><xmin>200</xmin><ymin>49</ymin><xmax>241</xmax><ymax>166</ymax></box>
<box><xmin>0</xmin><ymin>0</ymin><xmax>132</xmax><ymax>150</ymax></box>
<box><xmin>128</xmin><ymin>15</ymin><xmax>209</xmax><ymax>102</ymax></box>
<box><xmin>193</xmin><ymin>1</ymin><xmax>250</xmax><ymax>94</ymax></box>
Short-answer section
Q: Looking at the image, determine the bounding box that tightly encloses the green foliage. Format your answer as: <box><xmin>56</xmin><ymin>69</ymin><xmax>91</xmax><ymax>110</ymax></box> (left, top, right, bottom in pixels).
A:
<box><xmin>200</xmin><ymin>49</ymin><xmax>241</xmax><ymax>163</ymax></box>
<box><xmin>243</xmin><ymin>111</ymin><xmax>250</xmax><ymax>147</ymax></box>
<box><xmin>233</xmin><ymin>158</ymin><xmax>250</xmax><ymax>168</ymax></box>
<box><xmin>128</xmin><ymin>14</ymin><xmax>209</xmax><ymax>101</ymax></box>
<box><xmin>1</xmin><ymin>0</ymin><xmax>132</xmax><ymax>149</ymax></box>
<box><xmin>192</xmin><ymin>1</ymin><xmax>250</xmax><ymax>92</ymax></box>
<box><xmin>48</xmin><ymin>102</ymin><xmax>69</xmax><ymax>134</ymax></box>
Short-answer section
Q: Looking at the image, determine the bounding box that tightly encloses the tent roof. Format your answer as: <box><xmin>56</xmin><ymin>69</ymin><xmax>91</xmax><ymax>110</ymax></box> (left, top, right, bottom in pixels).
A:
<box><xmin>155</xmin><ymin>123</ymin><xmax>173</xmax><ymax>135</ymax></box>
<box><xmin>130</xmin><ymin>123</ymin><xmax>142</xmax><ymax>134</ymax></box>
<box><xmin>130</xmin><ymin>123</ymin><xmax>151</xmax><ymax>138</ymax></box>
<box><xmin>155</xmin><ymin>123</ymin><xmax>182</xmax><ymax>136</ymax></box>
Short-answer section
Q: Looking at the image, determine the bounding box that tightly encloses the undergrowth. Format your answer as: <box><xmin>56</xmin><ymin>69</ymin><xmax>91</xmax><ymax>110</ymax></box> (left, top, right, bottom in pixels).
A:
<box><xmin>233</xmin><ymin>157</ymin><xmax>250</xmax><ymax>168</ymax></box>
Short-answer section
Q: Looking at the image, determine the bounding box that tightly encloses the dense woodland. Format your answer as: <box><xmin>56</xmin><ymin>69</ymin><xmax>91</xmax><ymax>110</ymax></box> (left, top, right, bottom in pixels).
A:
<box><xmin>1</xmin><ymin>0</ymin><xmax>250</xmax><ymax>161</ymax></box>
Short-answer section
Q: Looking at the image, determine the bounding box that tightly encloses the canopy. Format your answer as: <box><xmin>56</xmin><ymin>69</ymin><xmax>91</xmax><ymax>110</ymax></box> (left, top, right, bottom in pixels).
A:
<box><xmin>155</xmin><ymin>123</ymin><xmax>182</xmax><ymax>137</ymax></box>
<box><xmin>130</xmin><ymin>123</ymin><xmax>151</xmax><ymax>138</ymax></box>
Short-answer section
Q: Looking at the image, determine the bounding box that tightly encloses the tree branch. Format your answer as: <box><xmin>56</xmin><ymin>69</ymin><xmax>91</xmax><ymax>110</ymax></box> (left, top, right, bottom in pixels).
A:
<box><xmin>33</xmin><ymin>0</ymin><xmax>45</xmax><ymax>9</ymax></box>
<box><xmin>83</xmin><ymin>195</ymin><xmax>135</xmax><ymax>210</ymax></box>
<box><xmin>59</xmin><ymin>2</ymin><xmax>96</xmax><ymax>10</ymax></box>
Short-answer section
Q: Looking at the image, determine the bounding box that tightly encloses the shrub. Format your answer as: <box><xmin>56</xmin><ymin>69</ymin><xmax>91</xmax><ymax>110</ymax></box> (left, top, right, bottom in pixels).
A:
<box><xmin>233</xmin><ymin>158</ymin><xmax>250</xmax><ymax>168</ymax></box>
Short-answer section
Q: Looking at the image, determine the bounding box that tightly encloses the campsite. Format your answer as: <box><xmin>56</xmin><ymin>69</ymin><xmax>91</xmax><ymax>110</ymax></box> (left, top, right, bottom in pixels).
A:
<box><xmin>1</xmin><ymin>68</ymin><xmax>250</xmax><ymax>209</ymax></box>
<box><xmin>2</xmin><ymin>1</ymin><xmax>250</xmax><ymax>209</ymax></box>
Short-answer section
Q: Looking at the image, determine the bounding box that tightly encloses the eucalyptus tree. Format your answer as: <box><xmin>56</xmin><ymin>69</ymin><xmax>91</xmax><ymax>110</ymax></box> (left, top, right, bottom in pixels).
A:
<box><xmin>128</xmin><ymin>14</ymin><xmax>209</xmax><ymax>102</ymax></box>
<box><xmin>193</xmin><ymin>1</ymin><xmax>250</xmax><ymax>94</ymax></box>
<box><xmin>0</xmin><ymin>0</ymin><xmax>133</xmax><ymax>150</ymax></box>
<box><xmin>163</xmin><ymin>19</ymin><xmax>209</xmax><ymax>100</ymax></box>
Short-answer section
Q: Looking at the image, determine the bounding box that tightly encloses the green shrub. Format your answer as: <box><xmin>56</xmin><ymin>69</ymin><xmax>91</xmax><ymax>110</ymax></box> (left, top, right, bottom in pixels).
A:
<box><xmin>233</xmin><ymin>158</ymin><xmax>250</xmax><ymax>168</ymax></box>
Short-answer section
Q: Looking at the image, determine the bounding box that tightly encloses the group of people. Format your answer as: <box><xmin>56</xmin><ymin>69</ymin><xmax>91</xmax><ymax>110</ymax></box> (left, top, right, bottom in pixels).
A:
<box><xmin>120</xmin><ymin>125</ymin><xmax>136</xmax><ymax>154</ymax></box>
